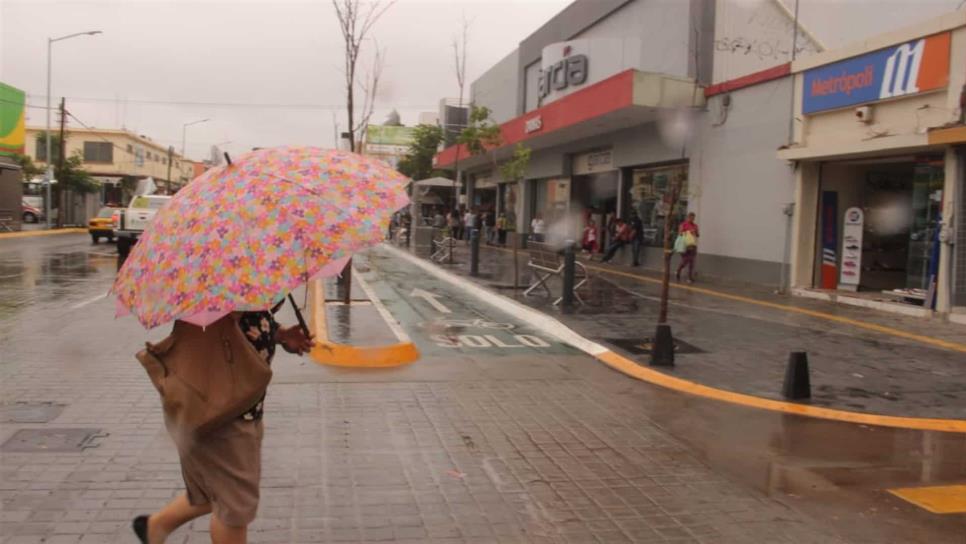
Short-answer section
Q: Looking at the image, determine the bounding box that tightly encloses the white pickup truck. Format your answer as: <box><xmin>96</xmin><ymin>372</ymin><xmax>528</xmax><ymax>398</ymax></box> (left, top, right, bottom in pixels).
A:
<box><xmin>113</xmin><ymin>194</ymin><xmax>172</xmax><ymax>265</ymax></box>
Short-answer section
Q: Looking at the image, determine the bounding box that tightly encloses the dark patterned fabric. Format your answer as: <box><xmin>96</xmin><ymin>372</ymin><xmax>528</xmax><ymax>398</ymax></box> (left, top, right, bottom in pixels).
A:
<box><xmin>239</xmin><ymin>311</ymin><xmax>279</xmax><ymax>420</ymax></box>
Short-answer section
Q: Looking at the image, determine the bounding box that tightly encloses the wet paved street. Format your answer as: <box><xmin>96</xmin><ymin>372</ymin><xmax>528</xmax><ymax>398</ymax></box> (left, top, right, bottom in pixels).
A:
<box><xmin>1</xmin><ymin>234</ymin><xmax>964</xmax><ymax>543</ymax></box>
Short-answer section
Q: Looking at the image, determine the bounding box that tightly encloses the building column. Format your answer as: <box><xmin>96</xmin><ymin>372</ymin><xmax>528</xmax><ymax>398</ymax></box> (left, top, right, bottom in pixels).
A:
<box><xmin>465</xmin><ymin>175</ymin><xmax>476</xmax><ymax>211</ymax></box>
<box><xmin>521</xmin><ymin>179</ymin><xmax>534</xmax><ymax>235</ymax></box>
<box><xmin>937</xmin><ymin>146</ymin><xmax>960</xmax><ymax>313</ymax></box>
<box><xmin>616</xmin><ymin>168</ymin><xmax>626</xmax><ymax>219</ymax></box>
<box><xmin>790</xmin><ymin>161</ymin><xmax>820</xmax><ymax>289</ymax></box>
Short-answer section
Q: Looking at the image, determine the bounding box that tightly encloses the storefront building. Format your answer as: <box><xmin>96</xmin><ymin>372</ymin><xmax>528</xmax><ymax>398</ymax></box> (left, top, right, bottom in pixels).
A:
<box><xmin>780</xmin><ymin>11</ymin><xmax>966</xmax><ymax>318</ymax></box>
<box><xmin>435</xmin><ymin>0</ymin><xmax>817</xmax><ymax>279</ymax></box>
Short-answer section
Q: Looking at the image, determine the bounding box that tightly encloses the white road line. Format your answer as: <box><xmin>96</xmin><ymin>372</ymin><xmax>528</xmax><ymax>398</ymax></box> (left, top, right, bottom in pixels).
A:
<box><xmin>70</xmin><ymin>293</ymin><xmax>107</xmax><ymax>310</ymax></box>
<box><xmin>380</xmin><ymin>244</ymin><xmax>608</xmax><ymax>356</ymax></box>
<box><xmin>353</xmin><ymin>268</ymin><xmax>412</xmax><ymax>343</ymax></box>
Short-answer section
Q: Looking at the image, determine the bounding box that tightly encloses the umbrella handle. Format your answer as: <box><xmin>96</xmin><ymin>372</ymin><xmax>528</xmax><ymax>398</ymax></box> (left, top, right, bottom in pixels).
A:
<box><xmin>287</xmin><ymin>293</ymin><xmax>311</xmax><ymax>338</ymax></box>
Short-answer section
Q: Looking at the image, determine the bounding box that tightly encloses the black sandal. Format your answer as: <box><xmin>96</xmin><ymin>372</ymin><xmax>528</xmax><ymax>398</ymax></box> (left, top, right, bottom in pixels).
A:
<box><xmin>132</xmin><ymin>515</ymin><xmax>149</xmax><ymax>543</ymax></box>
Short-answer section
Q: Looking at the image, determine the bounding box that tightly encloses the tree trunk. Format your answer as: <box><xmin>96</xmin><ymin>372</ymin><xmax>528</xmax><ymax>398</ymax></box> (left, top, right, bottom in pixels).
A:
<box><xmin>657</xmin><ymin>178</ymin><xmax>681</xmax><ymax>324</ymax></box>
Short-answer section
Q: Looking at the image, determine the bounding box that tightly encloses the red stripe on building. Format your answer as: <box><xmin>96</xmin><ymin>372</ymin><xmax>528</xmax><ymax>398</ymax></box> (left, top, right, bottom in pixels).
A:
<box><xmin>704</xmin><ymin>63</ymin><xmax>791</xmax><ymax>98</ymax></box>
<box><xmin>435</xmin><ymin>69</ymin><xmax>636</xmax><ymax>168</ymax></box>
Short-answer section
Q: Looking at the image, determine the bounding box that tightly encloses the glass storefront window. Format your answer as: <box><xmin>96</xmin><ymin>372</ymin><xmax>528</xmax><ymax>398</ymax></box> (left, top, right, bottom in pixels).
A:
<box><xmin>629</xmin><ymin>163</ymin><xmax>689</xmax><ymax>247</ymax></box>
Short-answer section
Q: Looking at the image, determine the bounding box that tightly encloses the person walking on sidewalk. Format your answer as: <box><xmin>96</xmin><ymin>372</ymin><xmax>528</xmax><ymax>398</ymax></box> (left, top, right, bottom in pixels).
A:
<box><xmin>601</xmin><ymin>218</ymin><xmax>635</xmax><ymax>263</ymax></box>
<box><xmin>448</xmin><ymin>209</ymin><xmax>462</xmax><ymax>240</ymax></box>
<box><xmin>133</xmin><ymin>311</ymin><xmax>314</xmax><ymax>544</ymax></box>
<box><xmin>676</xmin><ymin>212</ymin><xmax>700</xmax><ymax>283</ymax></box>
<box><xmin>630</xmin><ymin>212</ymin><xmax>645</xmax><ymax>267</ymax></box>
<box><xmin>530</xmin><ymin>213</ymin><xmax>547</xmax><ymax>243</ymax></box>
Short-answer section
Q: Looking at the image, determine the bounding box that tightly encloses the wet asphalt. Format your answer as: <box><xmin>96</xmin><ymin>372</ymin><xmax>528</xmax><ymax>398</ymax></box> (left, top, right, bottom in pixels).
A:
<box><xmin>0</xmin><ymin>234</ymin><xmax>963</xmax><ymax>543</ymax></box>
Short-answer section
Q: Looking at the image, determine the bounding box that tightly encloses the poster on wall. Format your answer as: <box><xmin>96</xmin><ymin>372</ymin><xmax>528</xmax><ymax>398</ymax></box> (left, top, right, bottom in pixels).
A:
<box><xmin>839</xmin><ymin>207</ymin><xmax>864</xmax><ymax>291</ymax></box>
<box><xmin>820</xmin><ymin>191</ymin><xmax>838</xmax><ymax>289</ymax></box>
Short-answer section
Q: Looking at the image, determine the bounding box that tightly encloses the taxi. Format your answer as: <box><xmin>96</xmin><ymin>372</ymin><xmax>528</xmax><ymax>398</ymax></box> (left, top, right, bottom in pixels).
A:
<box><xmin>89</xmin><ymin>206</ymin><xmax>118</xmax><ymax>244</ymax></box>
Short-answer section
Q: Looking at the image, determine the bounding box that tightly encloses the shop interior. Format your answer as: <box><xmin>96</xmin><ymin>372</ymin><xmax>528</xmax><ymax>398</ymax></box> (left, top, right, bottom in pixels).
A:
<box><xmin>815</xmin><ymin>156</ymin><xmax>945</xmax><ymax>303</ymax></box>
<box><xmin>571</xmin><ymin>171</ymin><xmax>619</xmax><ymax>249</ymax></box>
<box><xmin>628</xmin><ymin>163</ymin><xmax>689</xmax><ymax>248</ymax></box>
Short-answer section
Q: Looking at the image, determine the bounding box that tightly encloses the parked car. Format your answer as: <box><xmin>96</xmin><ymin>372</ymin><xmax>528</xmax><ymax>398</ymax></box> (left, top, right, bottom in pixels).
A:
<box><xmin>88</xmin><ymin>206</ymin><xmax>119</xmax><ymax>244</ymax></box>
<box><xmin>113</xmin><ymin>195</ymin><xmax>172</xmax><ymax>266</ymax></box>
<box><xmin>22</xmin><ymin>201</ymin><xmax>43</xmax><ymax>223</ymax></box>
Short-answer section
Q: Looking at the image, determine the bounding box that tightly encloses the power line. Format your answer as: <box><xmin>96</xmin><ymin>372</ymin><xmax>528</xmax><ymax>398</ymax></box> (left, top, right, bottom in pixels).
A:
<box><xmin>26</xmin><ymin>95</ymin><xmax>439</xmax><ymax>111</ymax></box>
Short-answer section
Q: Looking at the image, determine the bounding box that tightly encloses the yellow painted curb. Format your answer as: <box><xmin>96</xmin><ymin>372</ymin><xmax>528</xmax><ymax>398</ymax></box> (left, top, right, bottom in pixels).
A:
<box><xmin>596</xmin><ymin>350</ymin><xmax>966</xmax><ymax>433</ymax></box>
<box><xmin>0</xmin><ymin>227</ymin><xmax>87</xmax><ymax>240</ymax></box>
<box><xmin>310</xmin><ymin>341</ymin><xmax>419</xmax><ymax>368</ymax></box>
<box><xmin>308</xmin><ymin>277</ymin><xmax>418</xmax><ymax>368</ymax></box>
<box><xmin>887</xmin><ymin>484</ymin><xmax>966</xmax><ymax>514</ymax></box>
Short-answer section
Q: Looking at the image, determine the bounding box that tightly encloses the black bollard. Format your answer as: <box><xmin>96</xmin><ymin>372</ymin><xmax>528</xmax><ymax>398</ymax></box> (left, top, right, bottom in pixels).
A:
<box><xmin>782</xmin><ymin>352</ymin><xmax>811</xmax><ymax>400</ymax></box>
<box><xmin>650</xmin><ymin>323</ymin><xmax>675</xmax><ymax>367</ymax></box>
<box><xmin>469</xmin><ymin>228</ymin><xmax>480</xmax><ymax>277</ymax></box>
<box><xmin>561</xmin><ymin>240</ymin><xmax>576</xmax><ymax>309</ymax></box>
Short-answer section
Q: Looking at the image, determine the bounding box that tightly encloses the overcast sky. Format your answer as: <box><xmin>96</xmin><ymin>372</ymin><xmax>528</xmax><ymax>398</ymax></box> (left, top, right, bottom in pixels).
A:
<box><xmin>1</xmin><ymin>0</ymin><xmax>962</xmax><ymax>162</ymax></box>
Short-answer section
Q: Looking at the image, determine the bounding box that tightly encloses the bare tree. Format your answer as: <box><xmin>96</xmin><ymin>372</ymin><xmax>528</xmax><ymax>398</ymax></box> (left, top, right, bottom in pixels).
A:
<box><xmin>448</xmin><ymin>15</ymin><xmax>470</xmax><ymax>263</ymax></box>
<box><xmin>332</xmin><ymin>0</ymin><xmax>394</xmax><ymax>152</ymax></box>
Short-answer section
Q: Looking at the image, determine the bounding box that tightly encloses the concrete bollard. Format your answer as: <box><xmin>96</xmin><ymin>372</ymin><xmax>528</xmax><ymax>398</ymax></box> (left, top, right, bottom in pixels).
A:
<box><xmin>782</xmin><ymin>352</ymin><xmax>811</xmax><ymax>400</ymax></box>
<box><xmin>561</xmin><ymin>240</ymin><xmax>576</xmax><ymax>309</ymax></box>
<box><xmin>469</xmin><ymin>228</ymin><xmax>480</xmax><ymax>277</ymax></box>
<box><xmin>650</xmin><ymin>323</ymin><xmax>675</xmax><ymax>367</ymax></box>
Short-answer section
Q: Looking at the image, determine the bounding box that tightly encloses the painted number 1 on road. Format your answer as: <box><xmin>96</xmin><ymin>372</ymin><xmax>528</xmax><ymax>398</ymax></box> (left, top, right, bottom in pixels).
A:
<box><xmin>431</xmin><ymin>334</ymin><xmax>551</xmax><ymax>349</ymax></box>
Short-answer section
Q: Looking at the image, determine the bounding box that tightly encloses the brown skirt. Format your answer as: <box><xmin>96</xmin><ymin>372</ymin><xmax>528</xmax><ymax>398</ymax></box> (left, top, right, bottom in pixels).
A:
<box><xmin>169</xmin><ymin>417</ymin><xmax>264</xmax><ymax>527</ymax></box>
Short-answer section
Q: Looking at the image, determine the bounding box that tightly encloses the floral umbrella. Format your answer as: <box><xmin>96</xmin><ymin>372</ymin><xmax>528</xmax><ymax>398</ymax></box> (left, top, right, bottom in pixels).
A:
<box><xmin>113</xmin><ymin>146</ymin><xmax>410</xmax><ymax>329</ymax></box>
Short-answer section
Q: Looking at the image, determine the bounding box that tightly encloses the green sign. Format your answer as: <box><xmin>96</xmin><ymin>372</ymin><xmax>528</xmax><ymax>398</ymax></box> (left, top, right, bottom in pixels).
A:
<box><xmin>0</xmin><ymin>82</ymin><xmax>26</xmax><ymax>157</ymax></box>
<box><xmin>366</xmin><ymin>125</ymin><xmax>416</xmax><ymax>146</ymax></box>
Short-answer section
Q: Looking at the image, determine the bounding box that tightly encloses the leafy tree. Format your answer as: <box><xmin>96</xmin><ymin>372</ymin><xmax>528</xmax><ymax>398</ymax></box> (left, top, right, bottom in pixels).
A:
<box><xmin>12</xmin><ymin>153</ymin><xmax>43</xmax><ymax>179</ymax></box>
<box><xmin>397</xmin><ymin>124</ymin><xmax>448</xmax><ymax>181</ymax></box>
<box><xmin>458</xmin><ymin>106</ymin><xmax>501</xmax><ymax>156</ymax></box>
<box><xmin>57</xmin><ymin>151</ymin><xmax>99</xmax><ymax>194</ymax></box>
<box><xmin>499</xmin><ymin>144</ymin><xmax>531</xmax><ymax>183</ymax></box>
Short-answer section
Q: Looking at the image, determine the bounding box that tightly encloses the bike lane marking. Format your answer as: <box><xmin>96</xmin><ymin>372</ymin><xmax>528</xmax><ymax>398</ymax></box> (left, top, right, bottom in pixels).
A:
<box><xmin>362</xmin><ymin>252</ymin><xmax>573</xmax><ymax>356</ymax></box>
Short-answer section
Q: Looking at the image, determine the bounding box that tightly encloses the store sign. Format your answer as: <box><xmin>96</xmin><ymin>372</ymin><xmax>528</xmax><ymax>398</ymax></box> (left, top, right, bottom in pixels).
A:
<box><xmin>820</xmin><ymin>191</ymin><xmax>838</xmax><ymax>289</ymax></box>
<box><xmin>802</xmin><ymin>32</ymin><xmax>950</xmax><ymax>114</ymax></box>
<box><xmin>524</xmin><ymin>116</ymin><xmax>543</xmax><ymax>133</ymax></box>
<box><xmin>538</xmin><ymin>52</ymin><xmax>588</xmax><ymax>101</ymax></box>
<box><xmin>839</xmin><ymin>207</ymin><xmax>864</xmax><ymax>291</ymax></box>
<box><xmin>573</xmin><ymin>150</ymin><xmax>613</xmax><ymax>175</ymax></box>
<box><xmin>536</xmin><ymin>39</ymin><xmax>639</xmax><ymax>107</ymax></box>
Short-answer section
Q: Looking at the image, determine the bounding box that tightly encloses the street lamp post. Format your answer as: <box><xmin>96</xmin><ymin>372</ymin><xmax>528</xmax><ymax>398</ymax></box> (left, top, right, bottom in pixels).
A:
<box><xmin>45</xmin><ymin>30</ymin><xmax>102</xmax><ymax>229</ymax></box>
<box><xmin>181</xmin><ymin>118</ymin><xmax>210</xmax><ymax>158</ymax></box>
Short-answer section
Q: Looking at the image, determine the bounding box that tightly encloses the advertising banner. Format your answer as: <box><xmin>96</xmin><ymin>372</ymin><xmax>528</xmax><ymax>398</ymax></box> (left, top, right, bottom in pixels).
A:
<box><xmin>802</xmin><ymin>32</ymin><xmax>949</xmax><ymax>114</ymax></box>
<box><xmin>820</xmin><ymin>191</ymin><xmax>838</xmax><ymax>289</ymax></box>
<box><xmin>839</xmin><ymin>207</ymin><xmax>864</xmax><ymax>291</ymax></box>
<box><xmin>0</xmin><ymin>82</ymin><xmax>26</xmax><ymax>157</ymax></box>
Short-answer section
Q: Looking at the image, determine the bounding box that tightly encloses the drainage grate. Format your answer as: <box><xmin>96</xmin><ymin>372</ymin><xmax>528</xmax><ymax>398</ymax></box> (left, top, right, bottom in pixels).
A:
<box><xmin>0</xmin><ymin>402</ymin><xmax>66</xmax><ymax>424</ymax></box>
<box><xmin>0</xmin><ymin>428</ymin><xmax>106</xmax><ymax>453</ymax></box>
<box><xmin>606</xmin><ymin>337</ymin><xmax>705</xmax><ymax>355</ymax></box>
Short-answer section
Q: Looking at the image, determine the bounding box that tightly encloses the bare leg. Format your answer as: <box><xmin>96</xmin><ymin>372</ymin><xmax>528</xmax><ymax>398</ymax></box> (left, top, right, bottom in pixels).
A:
<box><xmin>148</xmin><ymin>493</ymin><xmax>211</xmax><ymax>543</ymax></box>
<box><xmin>211</xmin><ymin>515</ymin><xmax>248</xmax><ymax>544</ymax></box>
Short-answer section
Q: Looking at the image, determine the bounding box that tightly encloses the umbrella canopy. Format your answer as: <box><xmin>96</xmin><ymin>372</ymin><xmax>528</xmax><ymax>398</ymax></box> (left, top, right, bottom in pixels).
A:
<box><xmin>113</xmin><ymin>146</ymin><xmax>409</xmax><ymax>329</ymax></box>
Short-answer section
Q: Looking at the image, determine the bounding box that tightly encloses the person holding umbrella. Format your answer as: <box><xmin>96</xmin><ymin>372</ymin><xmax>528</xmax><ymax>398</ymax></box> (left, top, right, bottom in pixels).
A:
<box><xmin>115</xmin><ymin>147</ymin><xmax>411</xmax><ymax>543</ymax></box>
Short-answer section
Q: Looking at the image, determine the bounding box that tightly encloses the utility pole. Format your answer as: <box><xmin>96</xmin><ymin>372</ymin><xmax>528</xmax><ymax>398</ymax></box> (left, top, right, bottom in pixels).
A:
<box><xmin>166</xmin><ymin>146</ymin><xmax>174</xmax><ymax>194</ymax></box>
<box><xmin>56</xmin><ymin>97</ymin><xmax>67</xmax><ymax>228</ymax></box>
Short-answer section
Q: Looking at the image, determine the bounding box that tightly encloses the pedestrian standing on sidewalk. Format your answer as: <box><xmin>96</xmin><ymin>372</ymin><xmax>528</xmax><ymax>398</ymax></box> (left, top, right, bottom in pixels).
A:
<box><xmin>676</xmin><ymin>212</ymin><xmax>700</xmax><ymax>283</ymax></box>
<box><xmin>496</xmin><ymin>212</ymin><xmax>508</xmax><ymax>246</ymax></box>
<box><xmin>530</xmin><ymin>213</ymin><xmax>547</xmax><ymax>243</ymax></box>
<box><xmin>133</xmin><ymin>311</ymin><xmax>314</xmax><ymax>544</ymax></box>
<box><xmin>601</xmin><ymin>218</ymin><xmax>634</xmax><ymax>263</ymax></box>
<box><xmin>630</xmin><ymin>212</ymin><xmax>645</xmax><ymax>267</ymax></box>
<box><xmin>581</xmin><ymin>219</ymin><xmax>599</xmax><ymax>254</ymax></box>
<box><xmin>448</xmin><ymin>209</ymin><xmax>462</xmax><ymax>240</ymax></box>
<box><xmin>464</xmin><ymin>208</ymin><xmax>477</xmax><ymax>243</ymax></box>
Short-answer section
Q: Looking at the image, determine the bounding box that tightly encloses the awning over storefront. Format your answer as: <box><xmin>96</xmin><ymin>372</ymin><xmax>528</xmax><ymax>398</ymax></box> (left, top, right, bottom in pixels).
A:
<box><xmin>929</xmin><ymin>124</ymin><xmax>966</xmax><ymax>145</ymax></box>
<box><xmin>433</xmin><ymin>69</ymin><xmax>703</xmax><ymax>170</ymax></box>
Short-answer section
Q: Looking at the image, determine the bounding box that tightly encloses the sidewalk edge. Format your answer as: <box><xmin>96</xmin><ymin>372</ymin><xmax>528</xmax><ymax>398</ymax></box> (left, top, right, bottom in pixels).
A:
<box><xmin>382</xmin><ymin>244</ymin><xmax>966</xmax><ymax>434</ymax></box>
<box><xmin>0</xmin><ymin>228</ymin><xmax>87</xmax><ymax>240</ymax></box>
